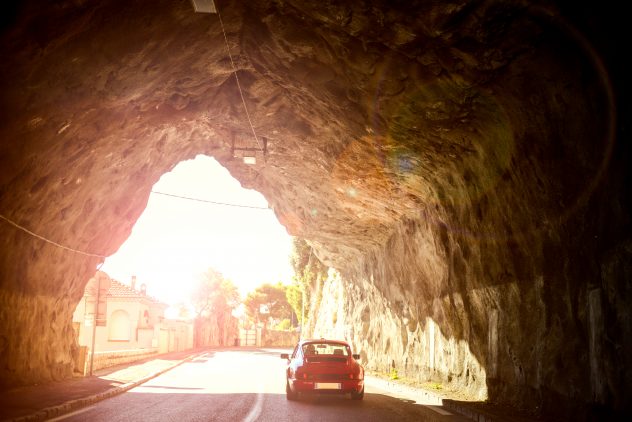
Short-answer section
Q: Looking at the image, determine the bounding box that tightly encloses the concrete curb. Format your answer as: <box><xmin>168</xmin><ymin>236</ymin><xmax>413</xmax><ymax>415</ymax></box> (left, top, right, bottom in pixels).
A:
<box><xmin>364</xmin><ymin>375</ymin><xmax>444</xmax><ymax>406</ymax></box>
<box><xmin>365</xmin><ymin>375</ymin><xmax>502</xmax><ymax>422</ymax></box>
<box><xmin>7</xmin><ymin>351</ymin><xmax>208</xmax><ymax>422</ymax></box>
<box><xmin>442</xmin><ymin>400</ymin><xmax>496</xmax><ymax>422</ymax></box>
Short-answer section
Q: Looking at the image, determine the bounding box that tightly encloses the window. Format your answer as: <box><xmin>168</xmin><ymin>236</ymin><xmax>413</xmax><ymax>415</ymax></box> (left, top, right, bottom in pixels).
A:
<box><xmin>302</xmin><ymin>342</ymin><xmax>349</xmax><ymax>357</ymax></box>
<box><xmin>109</xmin><ymin>309</ymin><xmax>131</xmax><ymax>341</ymax></box>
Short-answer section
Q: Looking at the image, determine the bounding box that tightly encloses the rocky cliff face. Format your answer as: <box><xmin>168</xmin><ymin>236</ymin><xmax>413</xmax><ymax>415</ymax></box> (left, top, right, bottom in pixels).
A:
<box><xmin>0</xmin><ymin>0</ymin><xmax>629</xmax><ymax>418</ymax></box>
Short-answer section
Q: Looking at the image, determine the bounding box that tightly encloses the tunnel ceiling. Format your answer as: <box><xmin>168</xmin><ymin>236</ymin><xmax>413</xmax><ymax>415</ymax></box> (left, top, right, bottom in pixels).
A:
<box><xmin>1</xmin><ymin>0</ymin><xmax>630</xmax><ymax>413</ymax></box>
<box><xmin>0</xmin><ymin>0</ymin><xmax>613</xmax><ymax>269</ymax></box>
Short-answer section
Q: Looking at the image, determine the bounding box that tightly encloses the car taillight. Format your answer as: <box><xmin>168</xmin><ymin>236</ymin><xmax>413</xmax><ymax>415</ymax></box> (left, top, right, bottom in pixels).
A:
<box><xmin>349</xmin><ymin>369</ymin><xmax>364</xmax><ymax>380</ymax></box>
<box><xmin>296</xmin><ymin>370</ymin><xmax>312</xmax><ymax>380</ymax></box>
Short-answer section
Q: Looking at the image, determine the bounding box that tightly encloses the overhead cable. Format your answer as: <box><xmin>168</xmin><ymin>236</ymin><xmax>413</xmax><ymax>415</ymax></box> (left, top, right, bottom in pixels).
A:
<box><xmin>0</xmin><ymin>189</ymin><xmax>271</xmax><ymax>259</ymax></box>
<box><xmin>0</xmin><ymin>214</ymin><xmax>107</xmax><ymax>258</ymax></box>
<box><xmin>151</xmin><ymin>191</ymin><xmax>271</xmax><ymax>210</ymax></box>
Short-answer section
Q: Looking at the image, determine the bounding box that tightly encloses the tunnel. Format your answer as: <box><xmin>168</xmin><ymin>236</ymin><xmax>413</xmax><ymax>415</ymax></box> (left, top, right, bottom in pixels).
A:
<box><xmin>0</xmin><ymin>0</ymin><xmax>630</xmax><ymax>420</ymax></box>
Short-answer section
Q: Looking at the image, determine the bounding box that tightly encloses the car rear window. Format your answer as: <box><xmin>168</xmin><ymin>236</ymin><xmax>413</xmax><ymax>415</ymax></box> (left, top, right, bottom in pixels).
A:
<box><xmin>302</xmin><ymin>343</ymin><xmax>349</xmax><ymax>357</ymax></box>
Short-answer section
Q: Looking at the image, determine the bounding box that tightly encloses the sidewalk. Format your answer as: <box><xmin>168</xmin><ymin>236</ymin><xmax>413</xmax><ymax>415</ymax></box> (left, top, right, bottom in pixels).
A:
<box><xmin>0</xmin><ymin>348</ymin><xmax>209</xmax><ymax>422</ymax></box>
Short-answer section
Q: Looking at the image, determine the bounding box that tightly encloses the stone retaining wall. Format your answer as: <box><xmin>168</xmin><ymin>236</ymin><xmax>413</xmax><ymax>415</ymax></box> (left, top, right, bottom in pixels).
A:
<box><xmin>263</xmin><ymin>329</ymin><xmax>299</xmax><ymax>347</ymax></box>
<box><xmin>84</xmin><ymin>348</ymin><xmax>159</xmax><ymax>374</ymax></box>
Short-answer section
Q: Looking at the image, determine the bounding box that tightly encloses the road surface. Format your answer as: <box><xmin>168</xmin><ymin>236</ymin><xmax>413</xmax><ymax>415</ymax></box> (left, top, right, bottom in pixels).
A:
<box><xmin>51</xmin><ymin>349</ymin><xmax>468</xmax><ymax>422</ymax></box>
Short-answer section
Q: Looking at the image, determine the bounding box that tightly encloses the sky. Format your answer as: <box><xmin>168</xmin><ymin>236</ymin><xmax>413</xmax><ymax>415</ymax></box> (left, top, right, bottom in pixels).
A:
<box><xmin>100</xmin><ymin>154</ymin><xmax>295</xmax><ymax>306</ymax></box>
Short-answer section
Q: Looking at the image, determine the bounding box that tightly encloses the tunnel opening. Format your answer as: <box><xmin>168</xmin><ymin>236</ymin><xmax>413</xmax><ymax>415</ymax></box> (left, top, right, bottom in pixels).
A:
<box><xmin>67</xmin><ymin>153</ymin><xmax>295</xmax><ymax>373</ymax></box>
<box><xmin>100</xmin><ymin>154</ymin><xmax>293</xmax><ymax>303</ymax></box>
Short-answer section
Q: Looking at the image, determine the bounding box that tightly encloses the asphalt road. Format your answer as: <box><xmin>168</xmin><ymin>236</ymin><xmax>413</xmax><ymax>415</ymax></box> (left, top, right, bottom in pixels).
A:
<box><xmin>50</xmin><ymin>349</ymin><xmax>468</xmax><ymax>422</ymax></box>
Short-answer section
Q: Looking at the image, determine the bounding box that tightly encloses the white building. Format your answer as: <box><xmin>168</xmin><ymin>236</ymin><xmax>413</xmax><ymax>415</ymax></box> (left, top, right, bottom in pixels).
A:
<box><xmin>73</xmin><ymin>272</ymin><xmax>192</xmax><ymax>356</ymax></box>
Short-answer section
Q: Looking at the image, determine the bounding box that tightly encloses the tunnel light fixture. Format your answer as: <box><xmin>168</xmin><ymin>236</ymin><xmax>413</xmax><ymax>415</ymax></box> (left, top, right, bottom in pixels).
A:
<box><xmin>191</xmin><ymin>0</ymin><xmax>217</xmax><ymax>14</ymax></box>
<box><xmin>231</xmin><ymin>132</ymin><xmax>267</xmax><ymax>165</ymax></box>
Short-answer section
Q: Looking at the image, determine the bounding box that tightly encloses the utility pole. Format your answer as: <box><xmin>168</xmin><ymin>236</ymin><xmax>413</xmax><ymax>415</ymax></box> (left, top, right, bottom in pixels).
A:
<box><xmin>89</xmin><ymin>275</ymin><xmax>100</xmax><ymax>376</ymax></box>
<box><xmin>87</xmin><ymin>273</ymin><xmax>109</xmax><ymax>376</ymax></box>
<box><xmin>301</xmin><ymin>287</ymin><xmax>305</xmax><ymax>340</ymax></box>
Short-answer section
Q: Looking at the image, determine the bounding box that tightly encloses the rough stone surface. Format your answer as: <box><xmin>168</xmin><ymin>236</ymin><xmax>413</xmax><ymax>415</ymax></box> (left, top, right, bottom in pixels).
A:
<box><xmin>0</xmin><ymin>0</ymin><xmax>630</xmax><ymax>419</ymax></box>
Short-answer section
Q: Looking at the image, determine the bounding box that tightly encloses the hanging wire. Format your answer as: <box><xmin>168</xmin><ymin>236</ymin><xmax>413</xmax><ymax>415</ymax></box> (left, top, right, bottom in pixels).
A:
<box><xmin>216</xmin><ymin>4</ymin><xmax>263</xmax><ymax>152</ymax></box>
<box><xmin>0</xmin><ymin>214</ymin><xmax>107</xmax><ymax>258</ymax></box>
<box><xmin>151</xmin><ymin>190</ymin><xmax>270</xmax><ymax>209</ymax></box>
<box><xmin>0</xmin><ymin>191</ymin><xmax>271</xmax><ymax>259</ymax></box>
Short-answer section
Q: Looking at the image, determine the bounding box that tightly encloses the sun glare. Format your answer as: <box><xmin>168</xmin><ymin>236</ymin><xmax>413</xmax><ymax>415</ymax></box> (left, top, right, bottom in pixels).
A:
<box><xmin>101</xmin><ymin>155</ymin><xmax>294</xmax><ymax>305</ymax></box>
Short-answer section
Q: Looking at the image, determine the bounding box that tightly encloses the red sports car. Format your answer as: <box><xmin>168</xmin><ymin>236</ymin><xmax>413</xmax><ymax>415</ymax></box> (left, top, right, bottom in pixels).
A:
<box><xmin>281</xmin><ymin>338</ymin><xmax>365</xmax><ymax>400</ymax></box>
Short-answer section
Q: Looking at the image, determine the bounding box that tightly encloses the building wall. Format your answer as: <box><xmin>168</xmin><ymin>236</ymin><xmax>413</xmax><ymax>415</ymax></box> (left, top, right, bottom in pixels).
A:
<box><xmin>102</xmin><ymin>299</ymin><xmax>140</xmax><ymax>350</ymax></box>
<box><xmin>72</xmin><ymin>287</ymin><xmax>193</xmax><ymax>375</ymax></box>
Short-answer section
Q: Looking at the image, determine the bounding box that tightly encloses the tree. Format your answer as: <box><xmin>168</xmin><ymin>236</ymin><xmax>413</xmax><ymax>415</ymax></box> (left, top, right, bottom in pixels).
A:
<box><xmin>192</xmin><ymin>268</ymin><xmax>240</xmax><ymax>318</ymax></box>
<box><xmin>276</xmin><ymin>319</ymin><xmax>292</xmax><ymax>330</ymax></box>
<box><xmin>191</xmin><ymin>268</ymin><xmax>240</xmax><ymax>346</ymax></box>
<box><xmin>286</xmin><ymin>237</ymin><xmax>327</xmax><ymax>326</ymax></box>
<box><xmin>244</xmin><ymin>282</ymin><xmax>294</xmax><ymax>328</ymax></box>
<box><xmin>286</xmin><ymin>281</ymin><xmax>305</xmax><ymax>326</ymax></box>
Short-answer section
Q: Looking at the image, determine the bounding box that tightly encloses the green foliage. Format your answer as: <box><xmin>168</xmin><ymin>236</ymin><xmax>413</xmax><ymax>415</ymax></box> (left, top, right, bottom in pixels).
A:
<box><xmin>423</xmin><ymin>382</ymin><xmax>443</xmax><ymax>391</ymax></box>
<box><xmin>275</xmin><ymin>318</ymin><xmax>292</xmax><ymax>330</ymax></box>
<box><xmin>244</xmin><ymin>282</ymin><xmax>293</xmax><ymax>325</ymax></box>
<box><xmin>285</xmin><ymin>280</ymin><xmax>306</xmax><ymax>325</ymax></box>
<box><xmin>286</xmin><ymin>237</ymin><xmax>328</xmax><ymax>326</ymax></box>
<box><xmin>390</xmin><ymin>368</ymin><xmax>399</xmax><ymax>380</ymax></box>
<box><xmin>290</xmin><ymin>237</ymin><xmax>312</xmax><ymax>275</ymax></box>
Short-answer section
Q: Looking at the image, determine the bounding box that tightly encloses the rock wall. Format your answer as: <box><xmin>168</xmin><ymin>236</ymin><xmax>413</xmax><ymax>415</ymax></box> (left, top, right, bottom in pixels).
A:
<box><xmin>0</xmin><ymin>0</ymin><xmax>630</xmax><ymax>419</ymax></box>
<box><xmin>313</xmin><ymin>193</ymin><xmax>631</xmax><ymax>418</ymax></box>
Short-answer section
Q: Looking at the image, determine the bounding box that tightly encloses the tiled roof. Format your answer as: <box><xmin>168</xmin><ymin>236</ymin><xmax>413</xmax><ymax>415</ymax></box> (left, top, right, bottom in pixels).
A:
<box><xmin>107</xmin><ymin>279</ymin><xmax>166</xmax><ymax>306</ymax></box>
<box><xmin>107</xmin><ymin>279</ymin><xmax>142</xmax><ymax>297</ymax></box>
<box><xmin>86</xmin><ymin>273</ymin><xmax>166</xmax><ymax>306</ymax></box>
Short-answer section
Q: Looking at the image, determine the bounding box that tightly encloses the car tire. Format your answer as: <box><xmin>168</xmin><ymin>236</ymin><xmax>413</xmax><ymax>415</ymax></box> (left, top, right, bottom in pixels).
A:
<box><xmin>286</xmin><ymin>380</ymin><xmax>298</xmax><ymax>401</ymax></box>
<box><xmin>350</xmin><ymin>386</ymin><xmax>364</xmax><ymax>401</ymax></box>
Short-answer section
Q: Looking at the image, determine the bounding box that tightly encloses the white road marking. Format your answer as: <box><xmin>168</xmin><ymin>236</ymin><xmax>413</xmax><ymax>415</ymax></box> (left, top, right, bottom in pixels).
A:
<box><xmin>46</xmin><ymin>406</ymin><xmax>95</xmax><ymax>421</ymax></box>
<box><xmin>242</xmin><ymin>390</ymin><xmax>263</xmax><ymax>422</ymax></box>
<box><xmin>242</xmin><ymin>353</ymin><xmax>267</xmax><ymax>422</ymax></box>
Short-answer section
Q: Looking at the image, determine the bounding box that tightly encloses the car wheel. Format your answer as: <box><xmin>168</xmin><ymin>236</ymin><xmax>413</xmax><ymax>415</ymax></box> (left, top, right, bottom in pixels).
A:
<box><xmin>286</xmin><ymin>380</ymin><xmax>298</xmax><ymax>401</ymax></box>
<box><xmin>350</xmin><ymin>386</ymin><xmax>364</xmax><ymax>401</ymax></box>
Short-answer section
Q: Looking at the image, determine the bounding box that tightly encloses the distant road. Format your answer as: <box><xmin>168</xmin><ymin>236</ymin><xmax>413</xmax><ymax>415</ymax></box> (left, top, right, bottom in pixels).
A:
<box><xmin>54</xmin><ymin>348</ymin><xmax>468</xmax><ymax>421</ymax></box>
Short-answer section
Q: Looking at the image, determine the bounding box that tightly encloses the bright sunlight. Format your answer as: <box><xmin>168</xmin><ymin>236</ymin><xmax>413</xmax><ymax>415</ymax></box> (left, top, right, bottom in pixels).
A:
<box><xmin>100</xmin><ymin>155</ymin><xmax>294</xmax><ymax>305</ymax></box>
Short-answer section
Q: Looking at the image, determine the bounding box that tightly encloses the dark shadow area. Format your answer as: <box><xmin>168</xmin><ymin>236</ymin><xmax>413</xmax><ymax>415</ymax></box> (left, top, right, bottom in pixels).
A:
<box><xmin>443</xmin><ymin>399</ymin><xmax>544</xmax><ymax>422</ymax></box>
<box><xmin>249</xmin><ymin>348</ymin><xmax>293</xmax><ymax>358</ymax></box>
<box><xmin>444</xmin><ymin>398</ymin><xmax>632</xmax><ymax>422</ymax></box>
<box><xmin>210</xmin><ymin>346</ymin><xmax>294</xmax><ymax>358</ymax></box>
<box><xmin>0</xmin><ymin>375</ymin><xmax>124</xmax><ymax>420</ymax></box>
<box><xmin>188</xmin><ymin>352</ymin><xmax>216</xmax><ymax>363</ymax></box>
